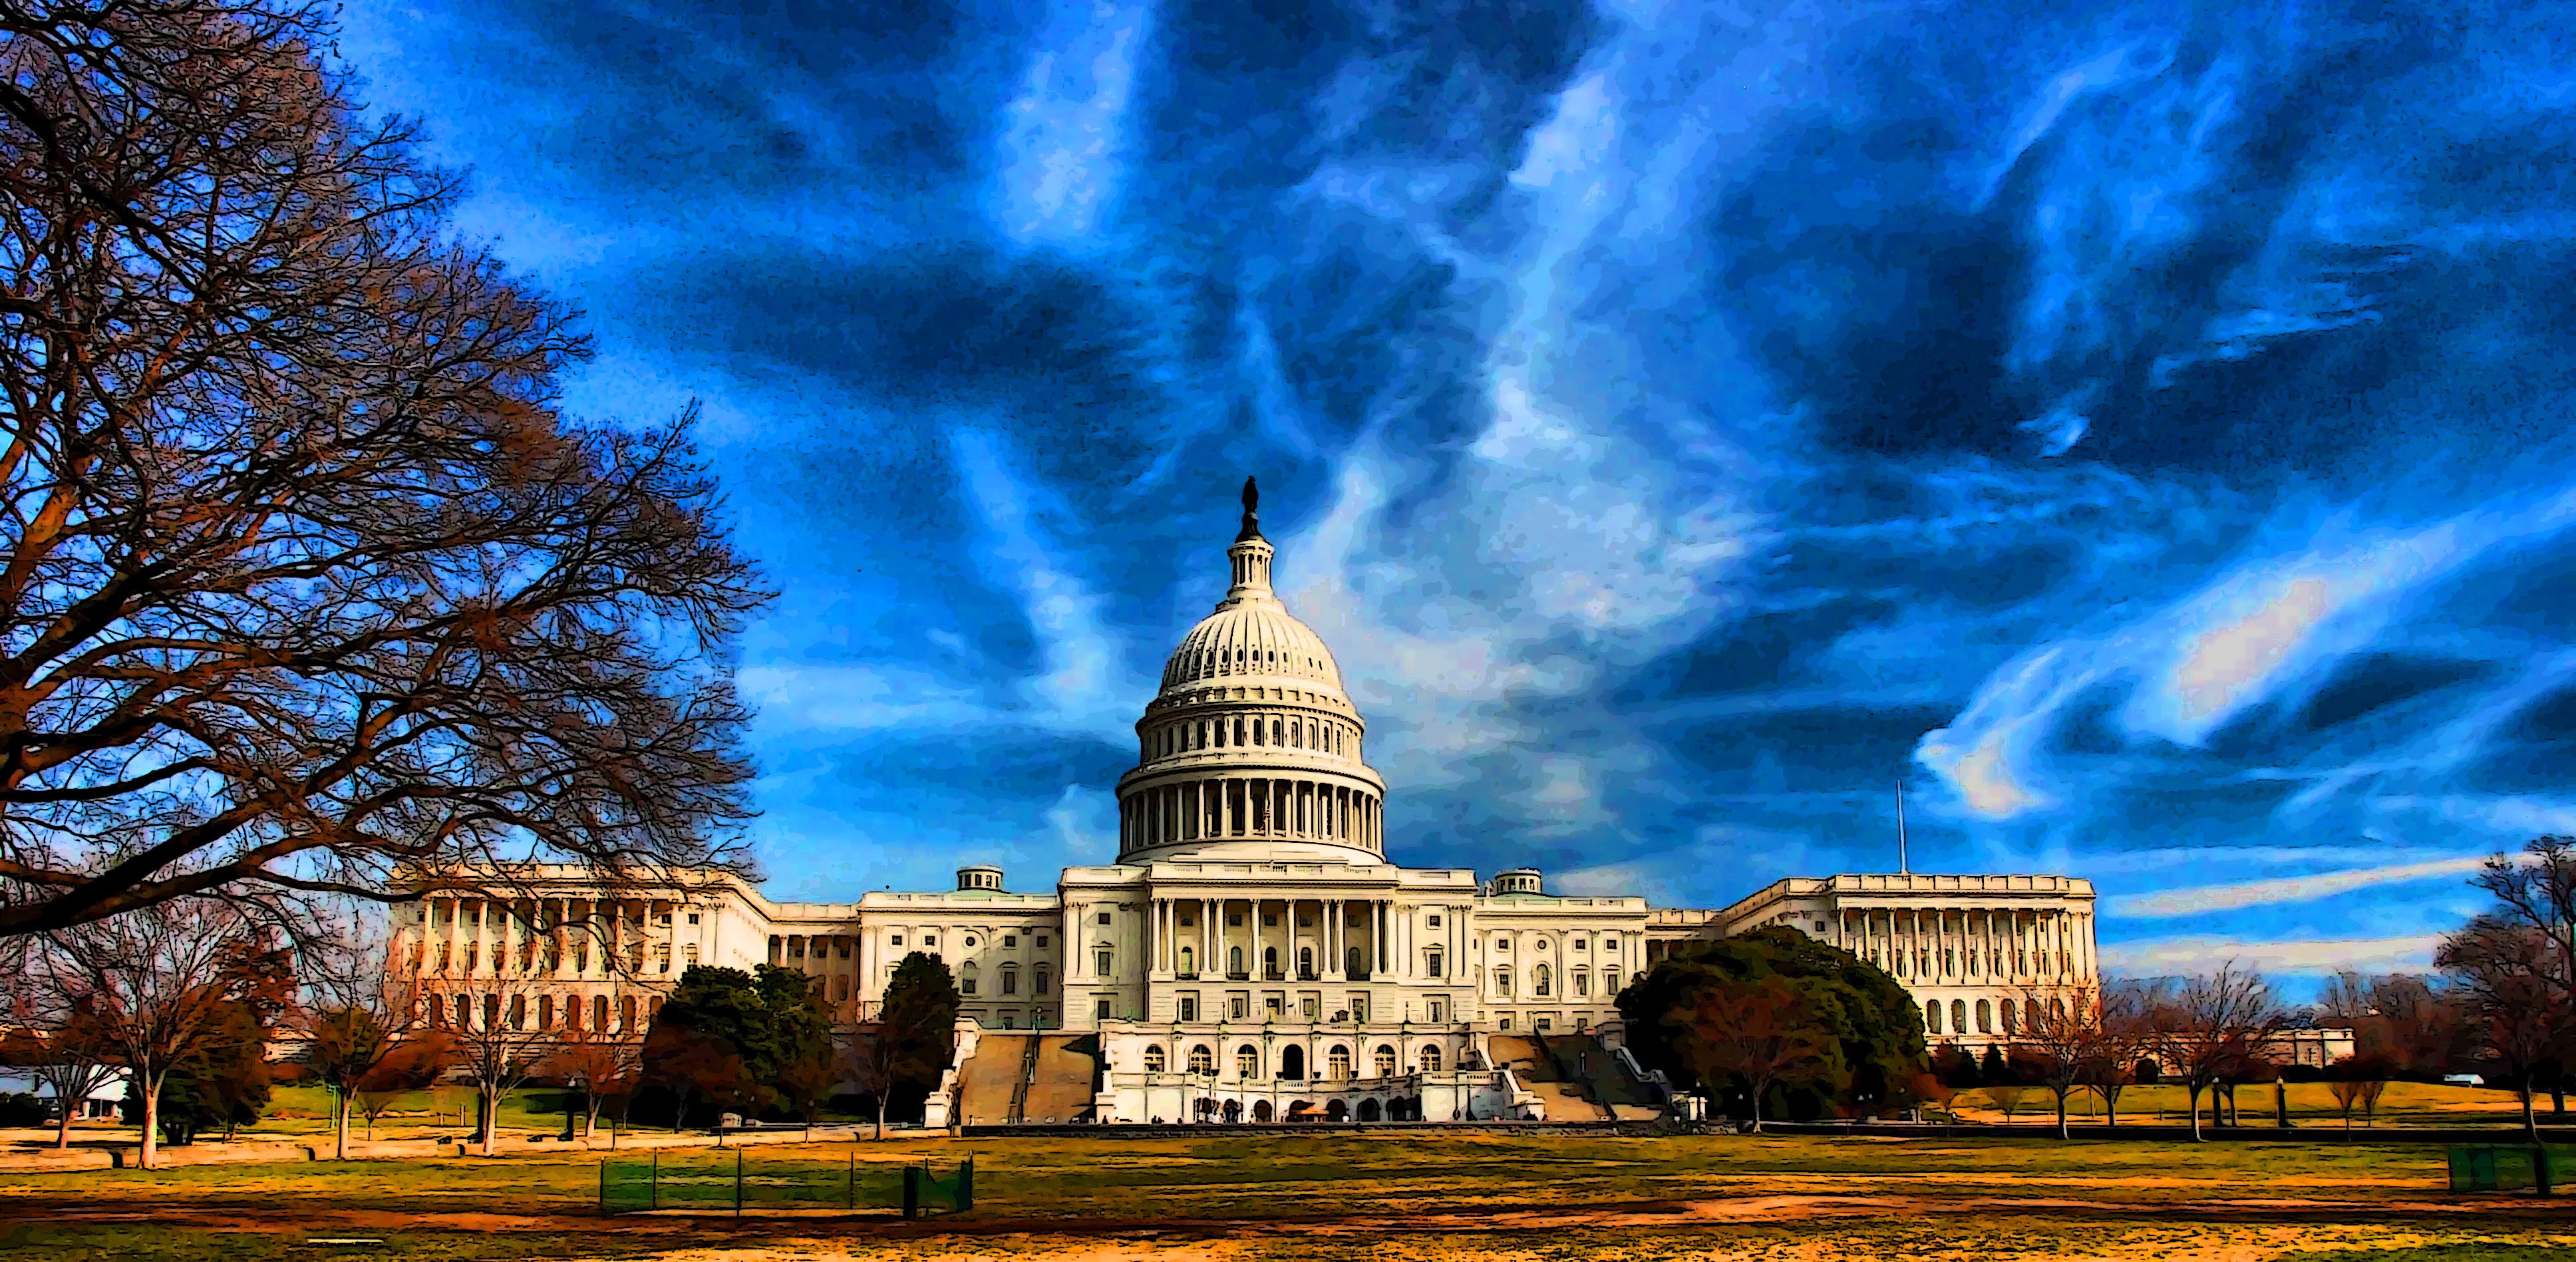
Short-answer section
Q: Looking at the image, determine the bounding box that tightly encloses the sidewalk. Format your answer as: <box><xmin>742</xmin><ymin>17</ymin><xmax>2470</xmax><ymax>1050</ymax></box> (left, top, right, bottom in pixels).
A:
<box><xmin>0</xmin><ymin>1122</ymin><xmax>882</xmax><ymax>1171</ymax></box>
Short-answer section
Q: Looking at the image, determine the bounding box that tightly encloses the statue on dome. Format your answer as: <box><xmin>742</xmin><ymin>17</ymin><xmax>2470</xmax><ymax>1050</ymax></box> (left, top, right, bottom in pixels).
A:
<box><xmin>1237</xmin><ymin>475</ymin><xmax>1262</xmax><ymax>541</ymax></box>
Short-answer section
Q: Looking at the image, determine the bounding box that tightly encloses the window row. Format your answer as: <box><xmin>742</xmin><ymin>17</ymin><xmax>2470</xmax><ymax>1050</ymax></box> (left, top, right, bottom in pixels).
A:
<box><xmin>958</xmin><ymin>963</ymin><xmax>1051</xmax><ymax>997</ymax></box>
<box><xmin>1145</xmin><ymin>712</ymin><xmax>1355</xmax><ymax>762</ymax></box>
<box><xmin>1139</xmin><ymin>1041</ymin><xmax>1446</xmax><ymax>1080</ymax></box>
<box><xmin>424</xmin><ymin>990</ymin><xmax>664</xmax><ymax>1033</ymax></box>
<box><xmin>1120</xmin><ymin>778</ymin><xmax>1380</xmax><ymax>850</ymax></box>
<box><xmin>1921</xmin><ymin>995</ymin><xmax>2072</xmax><ymax>1036</ymax></box>
<box><xmin>1486</xmin><ymin>964</ymin><xmax>1627</xmax><ymax>998</ymax></box>
<box><xmin>418</xmin><ymin>939</ymin><xmax>681</xmax><ymax>976</ymax></box>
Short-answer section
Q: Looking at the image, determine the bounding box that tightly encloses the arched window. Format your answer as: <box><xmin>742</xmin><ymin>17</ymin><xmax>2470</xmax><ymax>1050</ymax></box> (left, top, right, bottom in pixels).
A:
<box><xmin>1418</xmin><ymin>1044</ymin><xmax>1443</xmax><ymax>1072</ymax></box>
<box><xmin>1975</xmin><ymin>999</ymin><xmax>1993</xmax><ymax>1034</ymax></box>
<box><xmin>1327</xmin><ymin>1045</ymin><xmax>1351</xmax><ymax>1079</ymax></box>
<box><xmin>1197</xmin><ymin>721</ymin><xmax>1208</xmax><ymax>748</ymax></box>
<box><xmin>1292</xmin><ymin>723</ymin><xmax>1303</xmax><ymax>748</ymax></box>
<box><xmin>2001</xmin><ymin>999</ymin><xmax>2019</xmax><ymax>1034</ymax></box>
<box><xmin>1237</xmin><ymin>1044</ymin><xmax>1260</xmax><ymax>1078</ymax></box>
<box><xmin>1943</xmin><ymin>949</ymin><xmax>1955</xmax><ymax>975</ymax></box>
<box><xmin>1534</xmin><ymin>965</ymin><xmax>1551</xmax><ymax>997</ymax></box>
<box><xmin>1035</xmin><ymin>965</ymin><xmax>1051</xmax><ymax>994</ymax></box>
<box><xmin>1229</xmin><ymin>945</ymin><xmax>1243</xmax><ymax>973</ymax></box>
<box><xmin>1263</xmin><ymin>946</ymin><xmax>1278</xmax><ymax>976</ymax></box>
<box><xmin>1951</xmin><ymin>999</ymin><xmax>1967</xmax><ymax>1033</ymax></box>
<box><xmin>960</xmin><ymin>964</ymin><xmax>978</xmax><ymax>997</ymax></box>
<box><xmin>1298</xmin><ymin>946</ymin><xmax>1313</xmax><ymax>977</ymax></box>
<box><xmin>1188</xmin><ymin>1044</ymin><xmax>1213</xmax><ymax>1074</ymax></box>
<box><xmin>593</xmin><ymin>994</ymin><xmax>609</xmax><ymax>1030</ymax></box>
<box><xmin>1925</xmin><ymin>1000</ymin><xmax>1942</xmax><ymax>1033</ymax></box>
<box><xmin>1142</xmin><ymin>1044</ymin><xmax>1167</xmax><ymax>1072</ymax></box>
<box><xmin>2052</xmin><ymin>997</ymin><xmax>2068</xmax><ymax>1024</ymax></box>
<box><xmin>1374</xmin><ymin>1044</ymin><xmax>1398</xmax><ymax>1078</ymax></box>
<box><xmin>1281</xmin><ymin>1045</ymin><xmax>1305</xmax><ymax>1080</ymax></box>
<box><xmin>1252</xmin><ymin>718</ymin><xmax>1264</xmax><ymax>746</ymax></box>
<box><xmin>1179</xmin><ymin>946</ymin><xmax>1194</xmax><ymax>975</ymax></box>
<box><xmin>1271</xmin><ymin>719</ymin><xmax>1283</xmax><ymax>744</ymax></box>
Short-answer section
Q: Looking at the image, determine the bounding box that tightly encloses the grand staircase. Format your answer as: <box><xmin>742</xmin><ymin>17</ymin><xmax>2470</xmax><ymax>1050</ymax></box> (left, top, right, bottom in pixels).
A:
<box><xmin>1019</xmin><ymin>1034</ymin><xmax>1102</xmax><ymax>1124</ymax></box>
<box><xmin>952</xmin><ymin>1032</ymin><xmax>1031</xmax><ymax>1127</ymax></box>
<box><xmin>1543</xmin><ymin>1033</ymin><xmax>1660</xmax><ymax>1121</ymax></box>
<box><xmin>1487</xmin><ymin>1034</ymin><xmax>1613</xmax><ymax>1122</ymax></box>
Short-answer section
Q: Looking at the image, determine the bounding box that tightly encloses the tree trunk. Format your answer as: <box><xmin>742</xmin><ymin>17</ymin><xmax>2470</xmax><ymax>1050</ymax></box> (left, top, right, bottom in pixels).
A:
<box><xmin>335</xmin><ymin>1088</ymin><xmax>351</xmax><ymax>1160</ymax></box>
<box><xmin>2056</xmin><ymin>1092</ymin><xmax>2068</xmax><ymax>1140</ymax></box>
<box><xmin>139</xmin><ymin>1076</ymin><xmax>161</xmax><ymax>1170</ymax></box>
<box><xmin>875</xmin><ymin>1096</ymin><xmax>886</xmax><ymax>1141</ymax></box>
<box><xmin>2524</xmin><ymin>1081</ymin><xmax>2541</xmax><ymax>1144</ymax></box>
<box><xmin>1748</xmin><ymin>1081</ymin><xmax>1764</xmax><ymax>1135</ymax></box>
<box><xmin>53</xmin><ymin>1098</ymin><xmax>75</xmax><ymax>1150</ymax></box>
<box><xmin>480</xmin><ymin>1088</ymin><xmax>500</xmax><ymax>1157</ymax></box>
<box><xmin>2186</xmin><ymin>1084</ymin><xmax>2205</xmax><ymax>1142</ymax></box>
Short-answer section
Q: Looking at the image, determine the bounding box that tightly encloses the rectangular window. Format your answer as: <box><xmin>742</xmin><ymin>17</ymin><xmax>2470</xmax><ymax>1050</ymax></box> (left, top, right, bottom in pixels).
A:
<box><xmin>1002</xmin><ymin>971</ymin><xmax>1018</xmax><ymax>995</ymax></box>
<box><xmin>1261</xmin><ymin>913</ymin><xmax>1278</xmax><ymax>927</ymax></box>
<box><xmin>1231</xmin><ymin>996</ymin><xmax>1249</xmax><ymax>1019</ymax></box>
<box><xmin>1535</xmin><ymin>1017</ymin><xmax>1553</xmax><ymax>1031</ymax></box>
<box><xmin>923</xmin><ymin>934</ymin><xmax>937</xmax><ymax>947</ymax></box>
<box><xmin>1035</xmin><ymin>967</ymin><xmax>1050</xmax><ymax>994</ymax></box>
<box><xmin>1179</xmin><ymin>995</ymin><xmax>1198</xmax><ymax>1021</ymax></box>
<box><xmin>687</xmin><ymin>913</ymin><xmax>700</xmax><ymax>925</ymax></box>
<box><xmin>891</xmin><ymin>933</ymin><xmax>905</xmax><ymax>946</ymax></box>
<box><xmin>682</xmin><ymin>944</ymin><xmax>699</xmax><ymax>967</ymax></box>
<box><xmin>1095</xmin><ymin>997</ymin><xmax>1112</xmax><ymax>1019</ymax></box>
<box><xmin>1003</xmin><ymin>934</ymin><xmax>1017</xmax><ymax>947</ymax></box>
<box><xmin>1096</xmin><ymin>911</ymin><xmax>1112</xmax><ymax>925</ymax></box>
<box><xmin>1227</xmin><ymin>914</ymin><xmax>1243</xmax><ymax>927</ymax></box>
<box><xmin>1429</xmin><ymin>999</ymin><xmax>1446</xmax><ymax>1023</ymax></box>
<box><xmin>1574</xmin><ymin>972</ymin><xmax>1590</xmax><ymax>997</ymax></box>
<box><xmin>1573</xmin><ymin>939</ymin><xmax>1588</xmax><ymax>951</ymax></box>
<box><xmin>1096</xmin><ymin>949</ymin><xmax>1113</xmax><ymax>974</ymax></box>
<box><xmin>1349</xmin><ymin>996</ymin><xmax>1368</xmax><ymax>1023</ymax></box>
<box><xmin>1426</xmin><ymin>951</ymin><xmax>1443</xmax><ymax>978</ymax></box>
<box><xmin>1428</xmin><ymin>915</ymin><xmax>1441</xmax><ymax>928</ymax></box>
<box><xmin>1265</xmin><ymin>996</ymin><xmax>1284</xmax><ymax>1017</ymax></box>
<box><xmin>837</xmin><ymin>937</ymin><xmax>852</xmax><ymax>959</ymax></box>
<box><xmin>1498</xmin><ymin>1015</ymin><xmax>1512</xmax><ymax>1031</ymax></box>
<box><xmin>1301</xmin><ymin>997</ymin><xmax>1318</xmax><ymax>1020</ymax></box>
<box><xmin>1036</xmin><ymin>935</ymin><xmax>1049</xmax><ymax>947</ymax></box>
<box><xmin>962</xmin><ymin>977</ymin><xmax>977</xmax><ymax>995</ymax></box>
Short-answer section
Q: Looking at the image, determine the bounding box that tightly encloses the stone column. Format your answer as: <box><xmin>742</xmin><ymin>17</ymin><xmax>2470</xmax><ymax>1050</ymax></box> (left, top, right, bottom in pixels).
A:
<box><xmin>1324</xmin><ymin>898</ymin><xmax>1343</xmax><ymax>981</ymax></box>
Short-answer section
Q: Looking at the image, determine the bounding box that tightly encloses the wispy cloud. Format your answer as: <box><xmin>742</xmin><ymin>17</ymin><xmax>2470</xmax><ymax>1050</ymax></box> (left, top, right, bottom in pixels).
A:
<box><xmin>2107</xmin><ymin>858</ymin><xmax>2494</xmax><ymax>919</ymax></box>
<box><xmin>992</xmin><ymin>0</ymin><xmax>1154</xmax><ymax>246</ymax></box>
<box><xmin>2100</xmin><ymin>934</ymin><xmax>2445</xmax><ymax>978</ymax></box>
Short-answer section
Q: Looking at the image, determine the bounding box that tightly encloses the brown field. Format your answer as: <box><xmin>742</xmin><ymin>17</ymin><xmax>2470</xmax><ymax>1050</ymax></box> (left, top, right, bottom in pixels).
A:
<box><xmin>1</xmin><ymin>1130</ymin><xmax>2574</xmax><ymax>1260</ymax></box>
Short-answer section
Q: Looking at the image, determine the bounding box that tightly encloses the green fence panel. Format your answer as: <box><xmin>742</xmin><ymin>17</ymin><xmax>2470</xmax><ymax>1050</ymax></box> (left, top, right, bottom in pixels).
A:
<box><xmin>2447</xmin><ymin>1146</ymin><xmax>2574</xmax><ymax>1196</ymax></box>
<box><xmin>604</xmin><ymin>1153</ymin><xmax>911</xmax><ymax>1215</ymax></box>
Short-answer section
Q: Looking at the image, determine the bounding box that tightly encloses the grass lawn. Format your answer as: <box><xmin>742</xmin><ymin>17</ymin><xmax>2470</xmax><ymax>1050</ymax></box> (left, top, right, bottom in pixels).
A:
<box><xmin>2</xmin><ymin>1132</ymin><xmax>2573</xmax><ymax>1260</ymax></box>
<box><xmin>1949</xmin><ymin>1080</ymin><xmax>2559</xmax><ymax>1129</ymax></box>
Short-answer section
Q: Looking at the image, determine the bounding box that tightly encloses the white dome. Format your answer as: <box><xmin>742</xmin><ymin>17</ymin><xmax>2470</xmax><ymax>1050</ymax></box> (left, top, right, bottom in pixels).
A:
<box><xmin>1158</xmin><ymin>602</ymin><xmax>1347</xmax><ymax>697</ymax></box>
<box><xmin>1114</xmin><ymin>480</ymin><xmax>1386</xmax><ymax>866</ymax></box>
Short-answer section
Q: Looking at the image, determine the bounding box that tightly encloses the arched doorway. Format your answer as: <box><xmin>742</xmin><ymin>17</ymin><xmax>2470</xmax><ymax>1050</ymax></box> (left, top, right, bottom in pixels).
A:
<box><xmin>1252</xmin><ymin>1100</ymin><xmax>1274</xmax><ymax>1122</ymax></box>
<box><xmin>1222</xmin><ymin>1098</ymin><xmax>1243</xmax><ymax>1122</ymax></box>
<box><xmin>1357</xmin><ymin>1097</ymin><xmax>1382</xmax><ymax>1122</ymax></box>
<box><xmin>1263</xmin><ymin>946</ymin><xmax>1278</xmax><ymax>977</ymax></box>
<box><xmin>1325</xmin><ymin>1099</ymin><xmax>1349</xmax><ymax>1122</ymax></box>
<box><xmin>1280</xmin><ymin>1044</ymin><xmax>1305</xmax><ymax>1080</ymax></box>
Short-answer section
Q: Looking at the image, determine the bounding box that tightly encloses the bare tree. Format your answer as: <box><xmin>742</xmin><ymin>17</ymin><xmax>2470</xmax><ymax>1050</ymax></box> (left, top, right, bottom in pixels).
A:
<box><xmin>840</xmin><ymin>1025</ymin><xmax>905</xmax><ymax>1140</ymax></box>
<box><xmin>0</xmin><ymin>0</ymin><xmax>767</xmax><ymax>937</ymax></box>
<box><xmin>1670</xmin><ymin>979</ymin><xmax>1838</xmax><ymax>1134</ymax></box>
<box><xmin>2014</xmin><ymin>985</ymin><xmax>2121</xmax><ymax>1138</ymax></box>
<box><xmin>37</xmin><ymin>899</ymin><xmax>261</xmax><ymax>1167</ymax></box>
<box><xmin>2080</xmin><ymin>983</ymin><xmax>2150</xmax><ymax>1128</ymax></box>
<box><xmin>538</xmin><ymin>1023</ymin><xmax>640</xmax><ymax>1142</ymax></box>
<box><xmin>301</xmin><ymin>922</ymin><xmax>432</xmax><ymax>1159</ymax></box>
<box><xmin>350</xmin><ymin>1029</ymin><xmax>453</xmax><ymax>1142</ymax></box>
<box><xmin>2438</xmin><ymin>919</ymin><xmax>2565</xmax><ymax>1142</ymax></box>
<box><xmin>439</xmin><ymin>976</ymin><xmax>562</xmax><ymax>1156</ymax></box>
<box><xmin>2144</xmin><ymin>963</ymin><xmax>2288</xmax><ymax>1142</ymax></box>
<box><xmin>2325</xmin><ymin>1056</ymin><xmax>2388</xmax><ymax>1135</ymax></box>
<box><xmin>2</xmin><ymin>989</ymin><xmax>118</xmax><ymax>1148</ymax></box>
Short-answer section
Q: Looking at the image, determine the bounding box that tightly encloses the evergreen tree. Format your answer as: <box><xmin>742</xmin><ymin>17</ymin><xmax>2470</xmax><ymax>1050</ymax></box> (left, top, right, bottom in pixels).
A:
<box><xmin>1979</xmin><ymin>1044</ymin><xmax>2011</xmax><ymax>1086</ymax></box>
<box><xmin>877</xmin><ymin>953</ymin><xmax>961</xmax><ymax>1123</ymax></box>
<box><xmin>1616</xmin><ymin>927</ymin><xmax>1927</xmax><ymax>1121</ymax></box>
<box><xmin>643</xmin><ymin>964</ymin><xmax>835</xmax><ymax>1120</ymax></box>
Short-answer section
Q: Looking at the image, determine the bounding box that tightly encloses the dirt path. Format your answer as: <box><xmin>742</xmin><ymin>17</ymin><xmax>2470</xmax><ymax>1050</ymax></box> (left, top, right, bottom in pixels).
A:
<box><xmin>5</xmin><ymin>1191</ymin><xmax>2572</xmax><ymax>1240</ymax></box>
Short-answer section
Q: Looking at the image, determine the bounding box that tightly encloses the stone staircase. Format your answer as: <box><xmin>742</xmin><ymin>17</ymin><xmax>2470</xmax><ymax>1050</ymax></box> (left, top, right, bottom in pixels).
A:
<box><xmin>952</xmin><ymin>1032</ymin><xmax>1032</xmax><ymax>1127</ymax></box>
<box><xmin>1019</xmin><ymin>1034</ymin><xmax>1102</xmax><ymax>1124</ymax></box>
<box><xmin>1488</xmin><ymin>1034</ymin><xmax>1612</xmax><ymax>1122</ymax></box>
<box><xmin>1543</xmin><ymin>1033</ymin><xmax>1660</xmax><ymax>1122</ymax></box>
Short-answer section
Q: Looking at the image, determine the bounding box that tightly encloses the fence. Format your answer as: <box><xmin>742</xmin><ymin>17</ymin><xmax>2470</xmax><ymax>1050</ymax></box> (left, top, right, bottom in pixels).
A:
<box><xmin>903</xmin><ymin>1157</ymin><xmax>975</xmax><ymax>1219</ymax></box>
<box><xmin>600</xmin><ymin>1151</ymin><xmax>943</xmax><ymax>1215</ymax></box>
<box><xmin>2447</xmin><ymin>1146</ymin><xmax>2568</xmax><ymax>1195</ymax></box>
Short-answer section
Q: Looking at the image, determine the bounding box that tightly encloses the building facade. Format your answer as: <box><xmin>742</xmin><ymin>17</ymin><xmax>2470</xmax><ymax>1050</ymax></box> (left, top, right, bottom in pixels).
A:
<box><xmin>389</xmin><ymin>485</ymin><xmax>2100</xmax><ymax>1122</ymax></box>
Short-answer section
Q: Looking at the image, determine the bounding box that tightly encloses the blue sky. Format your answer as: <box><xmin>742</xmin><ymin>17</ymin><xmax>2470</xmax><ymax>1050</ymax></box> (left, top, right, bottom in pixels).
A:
<box><xmin>337</xmin><ymin>0</ymin><xmax>2576</xmax><ymax>983</ymax></box>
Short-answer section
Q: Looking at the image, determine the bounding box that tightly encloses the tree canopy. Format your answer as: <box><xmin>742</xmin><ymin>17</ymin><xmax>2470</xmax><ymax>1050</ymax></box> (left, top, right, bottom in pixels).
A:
<box><xmin>874</xmin><ymin>951</ymin><xmax>961</xmax><ymax>1122</ymax></box>
<box><xmin>0</xmin><ymin>0</ymin><xmax>767</xmax><ymax>934</ymax></box>
<box><xmin>1616</xmin><ymin>927</ymin><xmax>1928</xmax><ymax>1121</ymax></box>
<box><xmin>643</xmin><ymin>964</ymin><xmax>834</xmax><ymax>1120</ymax></box>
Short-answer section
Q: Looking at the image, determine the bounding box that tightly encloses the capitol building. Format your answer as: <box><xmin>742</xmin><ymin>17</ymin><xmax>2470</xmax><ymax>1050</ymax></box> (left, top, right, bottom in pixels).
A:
<box><xmin>391</xmin><ymin>484</ymin><xmax>2099</xmax><ymax>1124</ymax></box>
